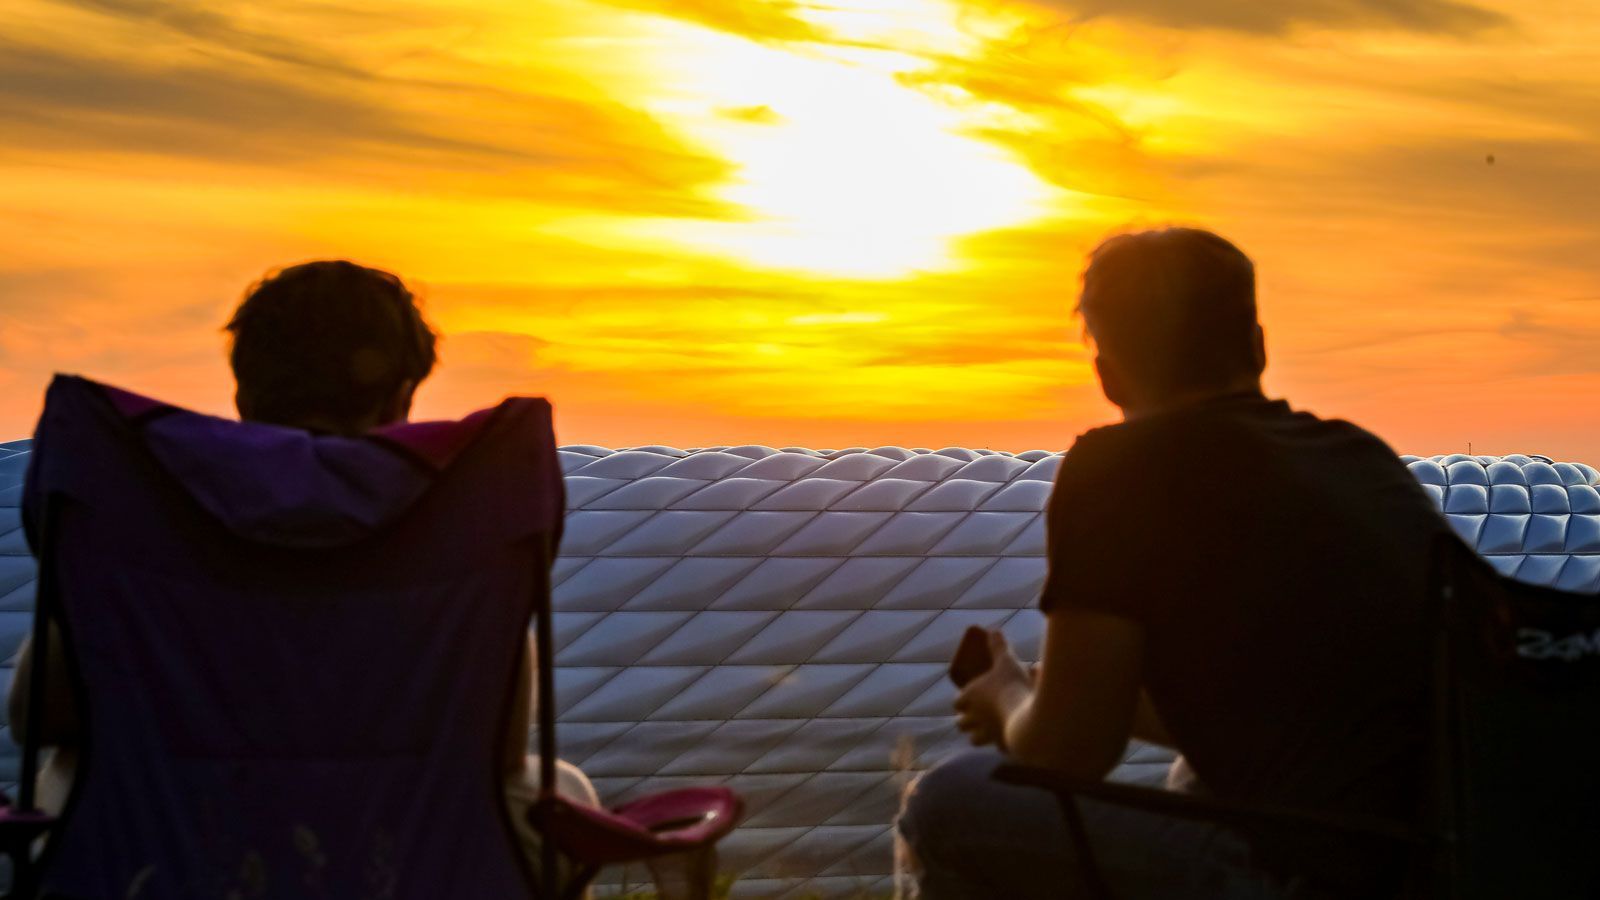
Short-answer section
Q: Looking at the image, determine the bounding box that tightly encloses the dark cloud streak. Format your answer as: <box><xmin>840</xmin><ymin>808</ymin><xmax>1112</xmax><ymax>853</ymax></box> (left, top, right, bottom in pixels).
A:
<box><xmin>56</xmin><ymin>0</ymin><xmax>369</xmax><ymax>75</ymax></box>
<box><xmin>1021</xmin><ymin>0</ymin><xmax>1509</xmax><ymax>35</ymax></box>
<box><xmin>0</xmin><ymin>39</ymin><xmax>503</xmax><ymax>161</ymax></box>
<box><xmin>0</xmin><ymin>23</ymin><xmax>734</xmax><ymax>215</ymax></box>
<box><xmin>1500</xmin><ymin>305</ymin><xmax>1600</xmax><ymax>377</ymax></box>
<box><xmin>593</xmin><ymin>0</ymin><xmax>831</xmax><ymax>43</ymax></box>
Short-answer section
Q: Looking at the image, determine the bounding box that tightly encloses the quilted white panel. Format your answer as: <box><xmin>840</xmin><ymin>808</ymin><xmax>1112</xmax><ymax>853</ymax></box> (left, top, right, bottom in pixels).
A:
<box><xmin>0</xmin><ymin>441</ymin><xmax>1597</xmax><ymax>898</ymax></box>
<box><xmin>549</xmin><ymin>447</ymin><xmax>1600</xmax><ymax>897</ymax></box>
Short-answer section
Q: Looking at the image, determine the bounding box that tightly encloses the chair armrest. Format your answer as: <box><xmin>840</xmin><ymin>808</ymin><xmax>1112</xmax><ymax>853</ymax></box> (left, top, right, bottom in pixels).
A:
<box><xmin>529</xmin><ymin>787</ymin><xmax>742</xmax><ymax>866</ymax></box>
<box><xmin>0</xmin><ymin>807</ymin><xmax>56</xmax><ymax>900</ymax></box>
<box><xmin>993</xmin><ymin>763</ymin><xmax>1422</xmax><ymax>845</ymax></box>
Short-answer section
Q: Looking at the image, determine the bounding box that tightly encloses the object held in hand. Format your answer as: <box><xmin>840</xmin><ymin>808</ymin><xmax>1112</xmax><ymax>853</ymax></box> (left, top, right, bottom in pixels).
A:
<box><xmin>948</xmin><ymin>625</ymin><xmax>995</xmax><ymax>687</ymax></box>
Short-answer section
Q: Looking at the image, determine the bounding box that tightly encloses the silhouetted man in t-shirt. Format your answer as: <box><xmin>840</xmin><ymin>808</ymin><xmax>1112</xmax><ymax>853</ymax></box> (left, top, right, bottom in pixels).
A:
<box><xmin>898</xmin><ymin>228</ymin><xmax>1449</xmax><ymax>899</ymax></box>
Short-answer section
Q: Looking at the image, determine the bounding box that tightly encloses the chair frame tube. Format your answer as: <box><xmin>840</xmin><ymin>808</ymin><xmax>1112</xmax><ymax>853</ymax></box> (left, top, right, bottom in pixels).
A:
<box><xmin>535</xmin><ymin>534</ymin><xmax>560</xmax><ymax>900</ymax></box>
<box><xmin>5</xmin><ymin>494</ymin><xmax>61</xmax><ymax>899</ymax></box>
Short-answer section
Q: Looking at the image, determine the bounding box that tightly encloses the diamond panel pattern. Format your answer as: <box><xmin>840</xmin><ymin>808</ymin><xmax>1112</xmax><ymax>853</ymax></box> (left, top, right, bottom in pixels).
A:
<box><xmin>0</xmin><ymin>444</ymin><xmax>1596</xmax><ymax>897</ymax></box>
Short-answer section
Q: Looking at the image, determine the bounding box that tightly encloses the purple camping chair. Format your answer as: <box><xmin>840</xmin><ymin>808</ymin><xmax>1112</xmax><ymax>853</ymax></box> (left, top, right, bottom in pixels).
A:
<box><xmin>0</xmin><ymin>376</ymin><xmax>738</xmax><ymax>900</ymax></box>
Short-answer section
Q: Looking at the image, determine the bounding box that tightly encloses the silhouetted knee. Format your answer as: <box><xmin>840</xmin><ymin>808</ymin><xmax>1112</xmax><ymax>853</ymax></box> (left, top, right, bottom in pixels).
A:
<box><xmin>898</xmin><ymin>750</ymin><xmax>1004</xmax><ymax>864</ymax></box>
<box><xmin>508</xmin><ymin>755</ymin><xmax>599</xmax><ymax>807</ymax></box>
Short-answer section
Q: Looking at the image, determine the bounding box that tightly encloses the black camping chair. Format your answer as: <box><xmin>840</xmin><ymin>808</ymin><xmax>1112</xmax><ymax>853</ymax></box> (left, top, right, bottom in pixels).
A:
<box><xmin>994</xmin><ymin>534</ymin><xmax>1600</xmax><ymax>900</ymax></box>
<box><xmin>0</xmin><ymin>512</ymin><xmax>741</xmax><ymax>900</ymax></box>
<box><xmin>1428</xmin><ymin>534</ymin><xmax>1600</xmax><ymax>898</ymax></box>
<box><xmin>0</xmin><ymin>377</ymin><xmax>742</xmax><ymax>900</ymax></box>
<box><xmin>0</xmin><ymin>502</ymin><xmax>62</xmax><ymax>900</ymax></box>
<box><xmin>523</xmin><ymin>538</ymin><xmax>743</xmax><ymax>900</ymax></box>
<box><xmin>0</xmin><ymin>526</ymin><xmax>744</xmax><ymax>900</ymax></box>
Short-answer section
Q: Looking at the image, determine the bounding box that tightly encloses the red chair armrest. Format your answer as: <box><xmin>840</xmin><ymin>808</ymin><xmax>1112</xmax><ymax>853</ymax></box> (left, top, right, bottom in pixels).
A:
<box><xmin>529</xmin><ymin>787</ymin><xmax>742</xmax><ymax>867</ymax></box>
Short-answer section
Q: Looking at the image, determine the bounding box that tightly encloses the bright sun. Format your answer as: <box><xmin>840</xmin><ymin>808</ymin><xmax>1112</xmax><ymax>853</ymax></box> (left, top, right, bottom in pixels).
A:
<box><xmin>620</xmin><ymin>7</ymin><xmax>1055</xmax><ymax>278</ymax></box>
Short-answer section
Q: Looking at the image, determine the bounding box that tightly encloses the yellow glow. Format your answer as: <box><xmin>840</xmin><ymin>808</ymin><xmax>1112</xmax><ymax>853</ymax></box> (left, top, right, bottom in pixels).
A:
<box><xmin>789</xmin><ymin>312</ymin><xmax>889</xmax><ymax>326</ymax></box>
<box><xmin>1</xmin><ymin>0</ymin><xmax>1598</xmax><ymax>463</ymax></box>
<box><xmin>619</xmin><ymin>19</ymin><xmax>1056</xmax><ymax>277</ymax></box>
<box><xmin>798</xmin><ymin>0</ymin><xmax>975</xmax><ymax>51</ymax></box>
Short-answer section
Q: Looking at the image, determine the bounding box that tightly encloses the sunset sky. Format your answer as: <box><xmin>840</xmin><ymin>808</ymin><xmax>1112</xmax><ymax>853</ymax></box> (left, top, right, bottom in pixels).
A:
<box><xmin>2</xmin><ymin>0</ymin><xmax>1596</xmax><ymax>459</ymax></box>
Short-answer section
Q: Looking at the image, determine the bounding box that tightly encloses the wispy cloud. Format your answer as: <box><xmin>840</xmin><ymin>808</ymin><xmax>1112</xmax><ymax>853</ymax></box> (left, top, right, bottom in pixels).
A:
<box><xmin>0</xmin><ymin>0</ymin><xmax>1595</xmax><ymax>463</ymax></box>
<box><xmin>0</xmin><ymin>3</ymin><xmax>735</xmax><ymax>215</ymax></box>
<box><xmin>57</xmin><ymin>0</ymin><xmax>372</xmax><ymax>75</ymax></box>
<box><xmin>0</xmin><ymin>39</ymin><xmax>499</xmax><ymax>162</ymax></box>
<box><xmin>593</xmin><ymin>0</ymin><xmax>832</xmax><ymax>43</ymax></box>
<box><xmin>1500</xmin><ymin>302</ymin><xmax>1600</xmax><ymax>378</ymax></box>
<box><xmin>718</xmin><ymin>104</ymin><xmax>785</xmax><ymax>124</ymax></box>
<box><xmin>1013</xmin><ymin>0</ymin><xmax>1509</xmax><ymax>35</ymax></box>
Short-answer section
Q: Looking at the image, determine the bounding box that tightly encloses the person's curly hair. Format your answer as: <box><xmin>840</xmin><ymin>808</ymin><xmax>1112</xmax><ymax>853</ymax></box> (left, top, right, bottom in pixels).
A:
<box><xmin>226</xmin><ymin>260</ymin><xmax>438</xmax><ymax>432</ymax></box>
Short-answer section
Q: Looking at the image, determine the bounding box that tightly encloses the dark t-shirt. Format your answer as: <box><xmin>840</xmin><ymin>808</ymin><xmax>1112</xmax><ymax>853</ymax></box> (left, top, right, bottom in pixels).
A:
<box><xmin>1040</xmin><ymin>393</ymin><xmax>1448</xmax><ymax>888</ymax></box>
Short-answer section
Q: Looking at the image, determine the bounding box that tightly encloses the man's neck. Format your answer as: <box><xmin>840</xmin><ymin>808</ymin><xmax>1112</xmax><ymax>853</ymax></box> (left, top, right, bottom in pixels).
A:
<box><xmin>1121</xmin><ymin>382</ymin><xmax>1265</xmax><ymax>422</ymax></box>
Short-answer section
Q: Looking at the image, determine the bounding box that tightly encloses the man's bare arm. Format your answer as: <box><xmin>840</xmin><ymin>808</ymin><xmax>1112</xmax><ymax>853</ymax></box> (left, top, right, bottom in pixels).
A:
<box><xmin>7</xmin><ymin>622</ymin><xmax>80</xmax><ymax>747</ymax></box>
<box><xmin>1003</xmin><ymin>608</ymin><xmax>1145</xmax><ymax>779</ymax></box>
<box><xmin>503</xmin><ymin>635</ymin><xmax>534</xmax><ymax>776</ymax></box>
<box><xmin>1132</xmin><ymin>690</ymin><xmax>1174</xmax><ymax>748</ymax></box>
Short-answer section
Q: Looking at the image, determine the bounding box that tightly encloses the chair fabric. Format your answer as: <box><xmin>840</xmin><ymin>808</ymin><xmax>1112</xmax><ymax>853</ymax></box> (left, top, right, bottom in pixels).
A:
<box><xmin>22</xmin><ymin>376</ymin><xmax>562</xmax><ymax>900</ymax></box>
<box><xmin>532</xmin><ymin>787</ymin><xmax>742</xmax><ymax>866</ymax></box>
<box><xmin>1437</xmin><ymin>539</ymin><xmax>1600</xmax><ymax>899</ymax></box>
<box><xmin>2</xmin><ymin>433</ymin><xmax>1597</xmax><ymax>898</ymax></box>
<box><xmin>995</xmin><ymin>537</ymin><xmax>1600</xmax><ymax>900</ymax></box>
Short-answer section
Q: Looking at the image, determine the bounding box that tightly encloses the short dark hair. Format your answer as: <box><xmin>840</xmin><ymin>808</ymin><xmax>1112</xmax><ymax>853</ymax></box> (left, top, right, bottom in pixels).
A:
<box><xmin>1078</xmin><ymin>227</ymin><xmax>1259</xmax><ymax>398</ymax></box>
<box><xmin>227</xmin><ymin>260</ymin><xmax>437</xmax><ymax>431</ymax></box>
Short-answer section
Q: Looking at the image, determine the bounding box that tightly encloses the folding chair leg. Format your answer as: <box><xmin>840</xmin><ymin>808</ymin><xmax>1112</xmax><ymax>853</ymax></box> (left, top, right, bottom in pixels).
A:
<box><xmin>4</xmin><ymin>846</ymin><xmax>26</xmax><ymax>900</ymax></box>
<box><xmin>1</xmin><ymin>828</ymin><xmax>50</xmax><ymax>900</ymax></box>
<box><xmin>1056</xmin><ymin>793</ymin><xmax>1114</xmax><ymax>900</ymax></box>
<box><xmin>559</xmin><ymin>864</ymin><xmax>598</xmax><ymax>900</ymax></box>
<box><xmin>645</xmin><ymin>845</ymin><xmax>719</xmax><ymax>900</ymax></box>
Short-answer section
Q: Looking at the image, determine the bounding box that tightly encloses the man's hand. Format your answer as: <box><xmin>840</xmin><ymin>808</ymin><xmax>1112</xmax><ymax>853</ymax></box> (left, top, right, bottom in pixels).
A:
<box><xmin>952</xmin><ymin>630</ymin><xmax>1032</xmax><ymax>750</ymax></box>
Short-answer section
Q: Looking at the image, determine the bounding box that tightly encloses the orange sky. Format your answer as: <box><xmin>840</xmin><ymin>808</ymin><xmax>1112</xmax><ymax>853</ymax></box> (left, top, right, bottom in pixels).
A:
<box><xmin>1</xmin><ymin>0</ymin><xmax>1596</xmax><ymax>459</ymax></box>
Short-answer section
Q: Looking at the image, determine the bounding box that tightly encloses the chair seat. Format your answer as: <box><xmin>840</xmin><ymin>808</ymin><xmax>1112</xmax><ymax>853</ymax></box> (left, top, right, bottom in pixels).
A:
<box><xmin>0</xmin><ymin>800</ymin><xmax>55</xmax><ymax>840</ymax></box>
<box><xmin>0</xmin><ymin>800</ymin><xmax>57</xmax><ymax>886</ymax></box>
<box><xmin>531</xmin><ymin>787</ymin><xmax>742</xmax><ymax>866</ymax></box>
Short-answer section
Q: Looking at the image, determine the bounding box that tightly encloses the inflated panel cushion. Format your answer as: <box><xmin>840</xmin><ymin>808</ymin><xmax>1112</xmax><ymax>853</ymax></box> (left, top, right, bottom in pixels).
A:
<box><xmin>1</xmin><ymin>441</ymin><xmax>1597</xmax><ymax>897</ymax></box>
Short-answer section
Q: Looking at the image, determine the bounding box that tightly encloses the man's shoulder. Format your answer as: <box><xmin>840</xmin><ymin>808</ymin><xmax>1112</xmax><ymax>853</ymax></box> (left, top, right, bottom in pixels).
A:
<box><xmin>1061</xmin><ymin>397</ymin><xmax>1287</xmax><ymax>469</ymax></box>
<box><xmin>1278</xmin><ymin>407</ymin><xmax>1414</xmax><ymax>476</ymax></box>
<box><xmin>1065</xmin><ymin>406</ymin><xmax>1201</xmax><ymax>456</ymax></box>
<box><xmin>1258</xmin><ymin>408</ymin><xmax>1443</xmax><ymax>535</ymax></box>
<box><xmin>1049</xmin><ymin>419</ymin><xmax>1187</xmax><ymax>517</ymax></box>
<box><xmin>1056</xmin><ymin>397</ymin><xmax>1413</xmax><ymax>486</ymax></box>
<box><xmin>1058</xmin><ymin>418</ymin><xmax>1165</xmax><ymax>480</ymax></box>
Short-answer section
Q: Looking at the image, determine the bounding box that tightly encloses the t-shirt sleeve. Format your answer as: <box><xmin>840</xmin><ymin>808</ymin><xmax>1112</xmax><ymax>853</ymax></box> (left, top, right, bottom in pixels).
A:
<box><xmin>1038</xmin><ymin>428</ymin><xmax>1167</xmax><ymax>621</ymax></box>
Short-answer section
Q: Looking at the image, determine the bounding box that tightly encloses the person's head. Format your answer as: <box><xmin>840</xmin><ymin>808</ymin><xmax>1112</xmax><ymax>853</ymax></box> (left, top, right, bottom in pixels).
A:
<box><xmin>1077</xmin><ymin>227</ymin><xmax>1265</xmax><ymax>415</ymax></box>
<box><xmin>226</xmin><ymin>260</ymin><xmax>437</xmax><ymax>434</ymax></box>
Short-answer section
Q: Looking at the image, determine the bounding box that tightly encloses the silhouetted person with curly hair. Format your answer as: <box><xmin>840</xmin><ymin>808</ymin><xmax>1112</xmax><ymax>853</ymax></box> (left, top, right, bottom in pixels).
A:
<box><xmin>11</xmin><ymin>260</ymin><xmax>596</xmax><ymax>884</ymax></box>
